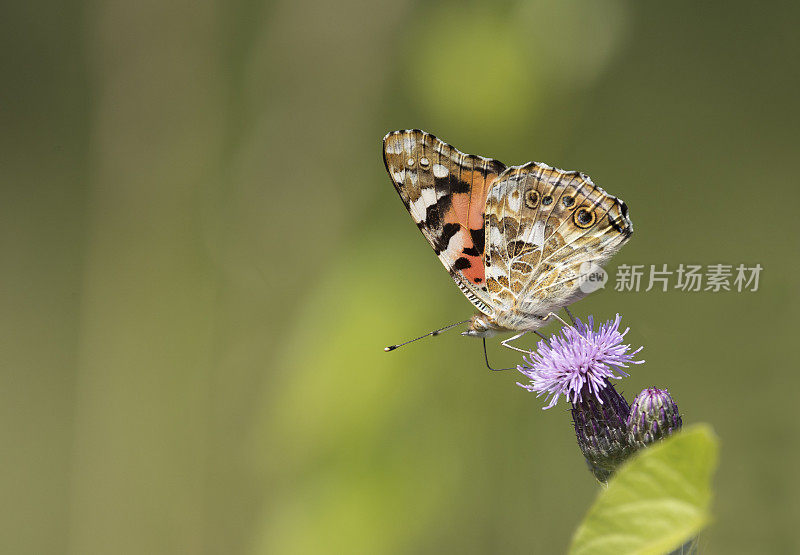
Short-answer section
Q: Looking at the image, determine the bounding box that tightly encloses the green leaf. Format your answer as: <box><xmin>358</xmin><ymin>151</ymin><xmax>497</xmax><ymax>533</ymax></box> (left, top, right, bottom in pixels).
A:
<box><xmin>569</xmin><ymin>424</ymin><xmax>719</xmax><ymax>555</ymax></box>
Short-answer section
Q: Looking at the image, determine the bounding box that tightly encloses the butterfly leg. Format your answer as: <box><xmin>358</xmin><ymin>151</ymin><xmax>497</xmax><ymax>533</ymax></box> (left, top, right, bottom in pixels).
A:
<box><xmin>534</xmin><ymin>330</ymin><xmax>549</xmax><ymax>343</ymax></box>
<box><xmin>544</xmin><ymin>311</ymin><xmax>596</xmax><ymax>349</ymax></box>
<box><xmin>543</xmin><ymin>311</ymin><xmax>572</xmax><ymax>328</ymax></box>
<box><xmin>500</xmin><ymin>331</ymin><xmax>530</xmax><ymax>354</ymax></box>
<box><xmin>564</xmin><ymin>306</ymin><xmax>577</xmax><ymax>325</ymax></box>
<box><xmin>482</xmin><ymin>338</ymin><xmax>514</xmax><ymax>372</ymax></box>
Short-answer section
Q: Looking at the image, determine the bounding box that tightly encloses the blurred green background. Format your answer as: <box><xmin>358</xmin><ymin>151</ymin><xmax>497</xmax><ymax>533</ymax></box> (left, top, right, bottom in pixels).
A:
<box><xmin>2</xmin><ymin>0</ymin><xmax>798</xmax><ymax>553</ymax></box>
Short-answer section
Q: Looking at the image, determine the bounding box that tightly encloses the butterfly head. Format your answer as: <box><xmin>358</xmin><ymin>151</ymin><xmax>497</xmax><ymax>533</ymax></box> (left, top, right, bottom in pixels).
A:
<box><xmin>461</xmin><ymin>313</ymin><xmax>505</xmax><ymax>338</ymax></box>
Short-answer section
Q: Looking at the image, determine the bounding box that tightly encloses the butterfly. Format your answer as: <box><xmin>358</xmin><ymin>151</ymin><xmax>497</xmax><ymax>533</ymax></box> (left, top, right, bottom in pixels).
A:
<box><xmin>383</xmin><ymin>129</ymin><xmax>633</xmax><ymax>351</ymax></box>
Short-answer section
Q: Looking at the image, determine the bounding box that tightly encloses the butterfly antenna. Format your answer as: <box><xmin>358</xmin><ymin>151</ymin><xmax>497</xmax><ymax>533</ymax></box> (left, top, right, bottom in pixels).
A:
<box><xmin>384</xmin><ymin>319</ymin><xmax>470</xmax><ymax>352</ymax></box>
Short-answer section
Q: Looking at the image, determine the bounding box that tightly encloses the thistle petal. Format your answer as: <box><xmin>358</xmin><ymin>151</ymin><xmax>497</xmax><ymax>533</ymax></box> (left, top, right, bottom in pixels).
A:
<box><xmin>517</xmin><ymin>314</ymin><xmax>644</xmax><ymax>409</ymax></box>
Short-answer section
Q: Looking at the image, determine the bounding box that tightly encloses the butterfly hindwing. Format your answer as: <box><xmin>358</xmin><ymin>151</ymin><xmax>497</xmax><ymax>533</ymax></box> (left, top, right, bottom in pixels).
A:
<box><xmin>484</xmin><ymin>163</ymin><xmax>633</xmax><ymax>324</ymax></box>
<box><xmin>383</xmin><ymin>130</ymin><xmax>506</xmax><ymax>315</ymax></box>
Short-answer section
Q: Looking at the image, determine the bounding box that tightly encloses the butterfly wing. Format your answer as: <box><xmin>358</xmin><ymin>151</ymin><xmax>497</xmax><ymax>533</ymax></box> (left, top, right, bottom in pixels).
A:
<box><xmin>484</xmin><ymin>163</ymin><xmax>632</xmax><ymax>325</ymax></box>
<box><xmin>383</xmin><ymin>130</ymin><xmax>506</xmax><ymax>315</ymax></box>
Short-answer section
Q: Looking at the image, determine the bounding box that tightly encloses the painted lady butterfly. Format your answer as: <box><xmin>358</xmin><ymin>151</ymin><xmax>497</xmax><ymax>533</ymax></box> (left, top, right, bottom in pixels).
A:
<box><xmin>383</xmin><ymin>129</ymin><xmax>633</xmax><ymax>351</ymax></box>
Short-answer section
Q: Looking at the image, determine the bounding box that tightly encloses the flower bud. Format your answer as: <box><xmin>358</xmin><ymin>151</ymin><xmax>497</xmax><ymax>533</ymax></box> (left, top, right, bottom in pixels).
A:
<box><xmin>626</xmin><ymin>388</ymin><xmax>682</xmax><ymax>448</ymax></box>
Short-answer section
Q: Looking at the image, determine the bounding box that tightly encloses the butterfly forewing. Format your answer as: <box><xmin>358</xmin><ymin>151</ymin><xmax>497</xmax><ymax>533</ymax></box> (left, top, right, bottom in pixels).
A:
<box><xmin>383</xmin><ymin>130</ymin><xmax>506</xmax><ymax>315</ymax></box>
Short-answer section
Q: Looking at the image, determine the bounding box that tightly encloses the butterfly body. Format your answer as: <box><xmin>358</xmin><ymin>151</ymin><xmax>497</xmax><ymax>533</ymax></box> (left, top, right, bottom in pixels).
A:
<box><xmin>383</xmin><ymin>129</ymin><xmax>633</xmax><ymax>337</ymax></box>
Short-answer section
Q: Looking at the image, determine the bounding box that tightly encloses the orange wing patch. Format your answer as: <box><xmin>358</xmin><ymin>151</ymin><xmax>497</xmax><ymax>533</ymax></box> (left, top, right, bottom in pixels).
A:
<box><xmin>442</xmin><ymin>168</ymin><xmax>501</xmax><ymax>286</ymax></box>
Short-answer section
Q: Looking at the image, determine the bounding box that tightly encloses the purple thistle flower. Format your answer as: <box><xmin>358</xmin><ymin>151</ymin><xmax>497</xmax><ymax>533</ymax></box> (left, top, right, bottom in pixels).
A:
<box><xmin>517</xmin><ymin>314</ymin><xmax>644</xmax><ymax>409</ymax></box>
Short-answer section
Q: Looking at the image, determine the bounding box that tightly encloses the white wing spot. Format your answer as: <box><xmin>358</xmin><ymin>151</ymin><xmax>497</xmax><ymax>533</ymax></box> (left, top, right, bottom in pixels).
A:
<box><xmin>439</xmin><ymin>229</ymin><xmax>463</xmax><ymax>261</ymax></box>
<box><xmin>419</xmin><ymin>157</ymin><xmax>430</xmax><ymax>167</ymax></box>
<box><xmin>488</xmin><ymin>226</ymin><xmax>504</xmax><ymax>248</ymax></box>
<box><xmin>406</xmin><ymin>158</ymin><xmax>415</xmax><ymax>167</ymax></box>
<box><xmin>507</xmin><ymin>189</ymin><xmax>521</xmax><ymax>213</ymax></box>
<box><xmin>433</xmin><ymin>164</ymin><xmax>449</xmax><ymax>178</ymax></box>
<box><xmin>392</xmin><ymin>170</ymin><xmax>405</xmax><ymax>182</ymax></box>
<box><xmin>420</xmin><ymin>186</ymin><xmax>436</xmax><ymax>207</ymax></box>
<box><xmin>531</xmin><ymin>221</ymin><xmax>545</xmax><ymax>247</ymax></box>
<box><xmin>409</xmin><ymin>186</ymin><xmax>438</xmax><ymax>219</ymax></box>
